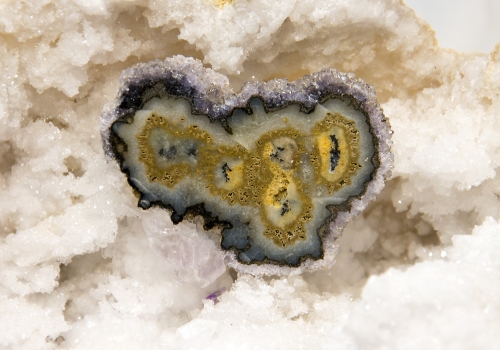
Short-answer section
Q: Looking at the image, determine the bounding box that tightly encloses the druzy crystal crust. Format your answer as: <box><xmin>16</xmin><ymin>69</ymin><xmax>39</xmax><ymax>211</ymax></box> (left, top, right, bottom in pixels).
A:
<box><xmin>100</xmin><ymin>55</ymin><xmax>392</xmax><ymax>275</ymax></box>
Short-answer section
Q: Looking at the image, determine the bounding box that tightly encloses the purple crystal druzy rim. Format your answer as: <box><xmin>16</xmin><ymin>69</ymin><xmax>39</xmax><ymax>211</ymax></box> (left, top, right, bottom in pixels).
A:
<box><xmin>100</xmin><ymin>55</ymin><xmax>393</xmax><ymax>275</ymax></box>
<box><xmin>101</xmin><ymin>56</ymin><xmax>390</xmax><ymax>160</ymax></box>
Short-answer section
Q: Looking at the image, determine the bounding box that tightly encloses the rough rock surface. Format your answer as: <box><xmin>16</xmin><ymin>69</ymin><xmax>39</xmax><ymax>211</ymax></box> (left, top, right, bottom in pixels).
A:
<box><xmin>0</xmin><ymin>0</ymin><xmax>499</xmax><ymax>349</ymax></box>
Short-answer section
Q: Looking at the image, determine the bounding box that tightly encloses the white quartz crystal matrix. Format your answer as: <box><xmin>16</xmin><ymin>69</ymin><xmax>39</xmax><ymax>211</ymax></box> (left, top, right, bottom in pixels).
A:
<box><xmin>142</xmin><ymin>208</ymin><xmax>226</xmax><ymax>287</ymax></box>
<box><xmin>0</xmin><ymin>0</ymin><xmax>499</xmax><ymax>349</ymax></box>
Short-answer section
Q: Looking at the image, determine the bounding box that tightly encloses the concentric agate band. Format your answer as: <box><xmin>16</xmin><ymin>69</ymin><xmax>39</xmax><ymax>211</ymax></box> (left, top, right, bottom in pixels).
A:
<box><xmin>100</xmin><ymin>55</ymin><xmax>393</xmax><ymax>275</ymax></box>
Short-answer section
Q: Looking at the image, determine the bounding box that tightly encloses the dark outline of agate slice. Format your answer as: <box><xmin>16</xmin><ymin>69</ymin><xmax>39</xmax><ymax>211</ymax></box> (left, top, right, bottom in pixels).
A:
<box><xmin>100</xmin><ymin>55</ymin><xmax>393</xmax><ymax>275</ymax></box>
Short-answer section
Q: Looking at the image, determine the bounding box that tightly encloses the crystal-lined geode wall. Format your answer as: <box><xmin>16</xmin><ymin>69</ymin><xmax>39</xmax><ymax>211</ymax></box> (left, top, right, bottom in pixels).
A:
<box><xmin>101</xmin><ymin>56</ymin><xmax>392</xmax><ymax>273</ymax></box>
<box><xmin>0</xmin><ymin>1</ymin><xmax>499</xmax><ymax>349</ymax></box>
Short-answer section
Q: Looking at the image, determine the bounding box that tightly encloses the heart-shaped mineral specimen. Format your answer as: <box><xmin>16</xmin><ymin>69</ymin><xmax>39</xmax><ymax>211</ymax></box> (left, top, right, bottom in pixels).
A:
<box><xmin>101</xmin><ymin>56</ymin><xmax>392</xmax><ymax>274</ymax></box>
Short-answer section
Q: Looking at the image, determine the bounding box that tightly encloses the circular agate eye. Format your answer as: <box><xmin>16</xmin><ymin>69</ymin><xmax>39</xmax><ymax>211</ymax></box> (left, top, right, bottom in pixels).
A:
<box><xmin>100</xmin><ymin>55</ymin><xmax>393</xmax><ymax>275</ymax></box>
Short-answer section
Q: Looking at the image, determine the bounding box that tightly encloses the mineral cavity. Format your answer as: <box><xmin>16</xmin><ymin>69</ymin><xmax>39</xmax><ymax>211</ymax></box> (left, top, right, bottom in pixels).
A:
<box><xmin>101</xmin><ymin>56</ymin><xmax>392</xmax><ymax>268</ymax></box>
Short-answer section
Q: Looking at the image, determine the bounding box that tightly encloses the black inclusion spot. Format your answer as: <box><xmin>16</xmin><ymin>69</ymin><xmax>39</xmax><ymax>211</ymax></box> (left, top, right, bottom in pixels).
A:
<box><xmin>270</xmin><ymin>149</ymin><xmax>284</xmax><ymax>163</ymax></box>
<box><xmin>186</xmin><ymin>147</ymin><xmax>198</xmax><ymax>157</ymax></box>
<box><xmin>159</xmin><ymin>146</ymin><xmax>177</xmax><ymax>160</ymax></box>
<box><xmin>270</xmin><ymin>151</ymin><xmax>279</xmax><ymax>161</ymax></box>
<box><xmin>222</xmin><ymin>163</ymin><xmax>232</xmax><ymax>182</ymax></box>
<box><xmin>329</xmin><ymin>135</ymin><xmax>340</xmax><ymax>172</ymax></box>
<box><xmin>280</xmin><ymin>200</ymin><xmax>291</xmax><ymax>216</ymax></box>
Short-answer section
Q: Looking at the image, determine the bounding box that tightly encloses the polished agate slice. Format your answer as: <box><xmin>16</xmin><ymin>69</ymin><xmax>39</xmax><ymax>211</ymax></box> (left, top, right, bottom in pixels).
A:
<box><xmin>100</xmin><ymin>56</ymin><xmax>392</xmax><ymax>274</ymax></box>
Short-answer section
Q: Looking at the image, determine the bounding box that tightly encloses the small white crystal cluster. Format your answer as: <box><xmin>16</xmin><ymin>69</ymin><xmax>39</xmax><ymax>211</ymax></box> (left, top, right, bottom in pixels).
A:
<box><xmin>0</xmin><ymin>0</ymin><xmax>499</xmax><ymax>349</ymax></box>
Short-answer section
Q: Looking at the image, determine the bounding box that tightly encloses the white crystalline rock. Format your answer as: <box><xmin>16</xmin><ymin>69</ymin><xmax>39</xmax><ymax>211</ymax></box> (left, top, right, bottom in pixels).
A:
<box><xmin>155</xmin><ymin>218</ymin><xmax>500</xmax><ymax>349</ymax></box>
<box><xmin>142</xmin><ymin>208</ymin><xmax>226</xmax><ymax>287</ymax></box>
<box><xmin>388</xmin><ymin>51</ymin><xmax>500</xmax><ymax>244</ymax></box>
<box><xmin>345</xmin><ymin>217</ymin><xmax>500</xmax><ymax>350</ymax></box>
<box><xmin>0</xmin><ymin>0</ymin><xmax>499</xmax><ymax>349</ymax></box>
<box><xmin>0</xmin><ymin>294</ymin><xmax>69</xmax><ymax>349</ymax></box>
